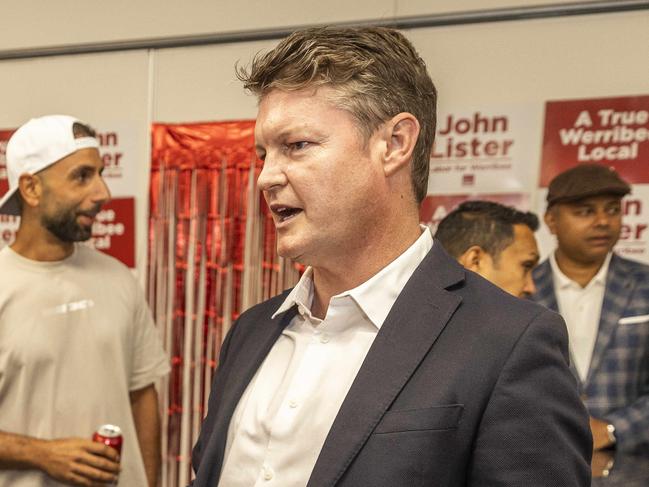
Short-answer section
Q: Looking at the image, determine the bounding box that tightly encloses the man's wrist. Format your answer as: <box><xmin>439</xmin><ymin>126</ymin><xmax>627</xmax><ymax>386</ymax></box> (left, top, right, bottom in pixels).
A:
<box><xmin>21</xmin><ymin>437</ymin><xmax>51</xmax><ymax>472</ymax></box>
<box><xmin>0</xmin><ymin>432</ymin><xmax>49</xmax><ymax>470</ymax></box>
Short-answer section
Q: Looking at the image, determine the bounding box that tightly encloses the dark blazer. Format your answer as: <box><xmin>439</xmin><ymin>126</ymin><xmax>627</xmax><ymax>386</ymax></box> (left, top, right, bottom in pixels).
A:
<box><xmin>533</xmin><ymin>254</ymin><xmax>649</xmax><ymax>451</ymax></box>
<box><xmin>192</xmin><ymin>243</ymin><xmax>591</xmax><ymax>486</ymax></box>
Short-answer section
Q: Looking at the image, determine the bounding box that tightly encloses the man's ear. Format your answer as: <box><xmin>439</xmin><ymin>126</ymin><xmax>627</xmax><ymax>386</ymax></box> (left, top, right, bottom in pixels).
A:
<box><xmin>17</xmin><ymin>174</ymin><xmax>43</xmax><ymax>210</ymax></box>
<box><xmin>382</xmin><ymin>112</ymin><xmax>420</xmax><ymax>177</ymax></box>
<box><xmin>457</xmin><ymin>245</ymin><xmax>486</xmax><ymax>272</ymax></box>
<box><xmin>544</xmin><ymin>208</ymin><xmax>558</xmax><ymax>235</ymax></box>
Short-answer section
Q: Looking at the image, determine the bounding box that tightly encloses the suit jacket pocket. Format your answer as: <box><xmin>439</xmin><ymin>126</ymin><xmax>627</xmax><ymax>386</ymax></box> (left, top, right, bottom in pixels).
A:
<box><xmin>374</xmin><ymin>404</ymin><xmax>463</xmax><ymax>434</ymax></box>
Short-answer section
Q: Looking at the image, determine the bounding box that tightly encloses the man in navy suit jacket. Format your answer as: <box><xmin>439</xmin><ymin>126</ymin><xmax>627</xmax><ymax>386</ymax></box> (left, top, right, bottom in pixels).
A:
<box><xmin>191</xmin><ymin>26</ymin><xmax>591</xmax><ymax>486</ymax></box>
<box><xmin>532</xmin><ymin>164</ymin><xmax>649</xmax><ymax>452</ymax></box>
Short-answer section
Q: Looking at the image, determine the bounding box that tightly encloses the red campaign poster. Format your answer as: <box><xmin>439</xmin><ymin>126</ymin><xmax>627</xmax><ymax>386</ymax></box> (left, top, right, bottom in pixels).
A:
<box><xmin>540</xmin><ymin>95</ymin><xmax>649</xmax><ymax>186</ymax></box>
<box><xmin>88</xmin><ymin>197</ymin><xmax>135</xmax><ymax>268</ymax></box>
<box><xmin>615</xmin><ymin>185</ymin><xmax>649</xmax><ymax>261</ymax></box>
<box><xmin>0</xmin><ymin>214</ymin><xmax>19</xmax><ymax>247</ymax></box>
<box><xmin>0</xmin><ymin>129</ymin><xmax>15</xmax><ymax>196</ymax></box>
<box><xmin>428</xmin><ymin>104</ymin><xmax>540</xmax><ymax>194</ymax></box>
<box><xmin>420</xmin><ymin>193</ymin><xmax>530</xmax><ymax>234</ymax></box>
<box><xmin>0</xmin><ymin>130</ymin><xmax>19</xmax><ymax>248</ymax></box>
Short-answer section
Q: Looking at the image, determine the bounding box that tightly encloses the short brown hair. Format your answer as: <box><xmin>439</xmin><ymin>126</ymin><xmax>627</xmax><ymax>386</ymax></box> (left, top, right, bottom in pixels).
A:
<box><xmin>237</xmin><ymin>26</ymin><xmax>437</xmax><ymax>203</ymax></box>
<box><xmin>435</xmin><ymin>200</ymin><xmax>539</xmax><ymax>262</ymax></box>
<box><xmin>72</xmin><ymin>121</ymin><xmax>96</xmax><ymax>139</ymax></box>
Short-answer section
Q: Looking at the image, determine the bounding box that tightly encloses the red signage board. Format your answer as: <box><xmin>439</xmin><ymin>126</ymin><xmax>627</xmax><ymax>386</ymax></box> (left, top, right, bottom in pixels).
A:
<box><xmin>420</xmin><ymin>193</ymin><xmax>530</xmax><ymax>233</ymax></box>
<box><xmin>0</xmin><ymin>129</ymin><xmax>15</xmax><ymax>196</ymax></box>
<box><xmin>540</xmin><ymin>95</ymin><xmax>649</xmax><ymax>186</ymax></box>
<box><xmin>89</xmin><ymin>197</ymin><xmax>135</xmax><ymax>268</ymax></box>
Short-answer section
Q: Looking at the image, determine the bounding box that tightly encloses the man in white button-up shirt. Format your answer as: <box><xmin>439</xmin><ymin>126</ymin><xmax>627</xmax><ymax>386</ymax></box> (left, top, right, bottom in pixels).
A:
<box><xmin>191</xmin><ymin>26</ymin><xmax>591</xmax><ymax>487</ymax></box>
<box><xmin>533</xmin><ymin>164</ymin><xmax>649</xmax><ymax>452</ymax></box>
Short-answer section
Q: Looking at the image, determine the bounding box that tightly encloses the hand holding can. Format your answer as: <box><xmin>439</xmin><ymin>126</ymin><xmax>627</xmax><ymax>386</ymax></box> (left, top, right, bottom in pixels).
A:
<box><xmin>93</xmin><ymin>424</ymin><xmax>123</xmax><ymax>456</ymax></box>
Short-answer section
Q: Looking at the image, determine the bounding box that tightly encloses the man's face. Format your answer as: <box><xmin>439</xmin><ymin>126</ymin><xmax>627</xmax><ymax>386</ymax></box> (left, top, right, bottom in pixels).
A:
<box><xmin>38</xmin><ymin>147</ymin><xmax>111</xmax><ymax>242</ymax></box>
<box><xmin>544</xmin><ymin>195</ymin><xmax>622</xmax><ymax>265</ymax></box>
<box><xmin>254</xmin><ymin>86</ymin><xmax>385</xmax><ymax>266</ymax></box>
<box><xmin>479</xmin><ymin>224</ymin><xmax>540</xmax><ymax>298</ymax></box>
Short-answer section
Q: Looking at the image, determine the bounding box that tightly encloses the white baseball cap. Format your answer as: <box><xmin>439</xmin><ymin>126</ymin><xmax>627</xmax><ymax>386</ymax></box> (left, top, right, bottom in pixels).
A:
<box><xmin>0</xmin><ymin>115</ymin><xmax>100</xmax><ymax>215</ymax></box>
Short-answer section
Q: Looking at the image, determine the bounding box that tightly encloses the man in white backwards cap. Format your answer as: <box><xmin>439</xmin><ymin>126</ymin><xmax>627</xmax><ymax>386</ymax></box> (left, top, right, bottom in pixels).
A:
<box><xmin>0</xmin><ymin>115</ymin><xmax>169</xmax><ymax>487</ymax></box>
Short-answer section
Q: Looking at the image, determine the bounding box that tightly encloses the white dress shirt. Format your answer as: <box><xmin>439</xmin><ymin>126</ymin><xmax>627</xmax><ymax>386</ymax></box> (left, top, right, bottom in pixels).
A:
<box><xmin>217</xmin><ymin>228</ymin><xmax>433</xmax><ymax>487</ymax></box>
<box><xmin>551</xmin><ymin>252</ymin><xmax>612</xmax><ymax>382</ymax></box>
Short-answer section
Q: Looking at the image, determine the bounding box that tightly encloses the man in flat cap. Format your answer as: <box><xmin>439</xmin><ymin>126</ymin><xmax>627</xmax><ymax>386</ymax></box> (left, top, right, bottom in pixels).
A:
<box><xmin>0</xmin><ymin>115</ymin><xmax>169</xmax><ymax>486</ymax></box>
<box><xmin>533</xmin><ymin>163</ymin><xmax>649</xmax><ymax>452</ymax></box>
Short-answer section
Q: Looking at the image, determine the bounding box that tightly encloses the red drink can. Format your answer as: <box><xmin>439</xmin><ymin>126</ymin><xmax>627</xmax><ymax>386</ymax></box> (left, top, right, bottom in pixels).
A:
<box><xmin>92</xmin><ymin>424</ymin><xmax>123</xmax><ymax>455</ymax></box>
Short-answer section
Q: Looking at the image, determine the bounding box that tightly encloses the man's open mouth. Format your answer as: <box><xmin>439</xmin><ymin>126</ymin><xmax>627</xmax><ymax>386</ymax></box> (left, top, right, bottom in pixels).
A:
<box><xmin>271</xmin><ymin>205</ymin><xmax>302</xmax><ymax>223</ymax></box>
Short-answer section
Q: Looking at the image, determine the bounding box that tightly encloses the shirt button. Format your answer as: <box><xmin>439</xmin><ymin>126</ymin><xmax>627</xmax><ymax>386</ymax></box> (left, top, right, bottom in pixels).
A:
<box><xmin>288</xmin><ymin>399</ymin><xmax>298</xmax><ymax>408</ymax></box>
<box><xmin>263</xmin><ymin>466</ymin><xmax>274</xmax><ymax>481</ymax></box>
<box><xmin>320</xmin><ymin>334</ymin><xmax>330</xmax><ymax>344</ymax></box>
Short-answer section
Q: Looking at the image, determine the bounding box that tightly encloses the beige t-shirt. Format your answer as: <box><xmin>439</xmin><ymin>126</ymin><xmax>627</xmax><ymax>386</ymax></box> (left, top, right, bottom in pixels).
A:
<box><xmin>0</xmin><ymin>245</ymin><xmax>170</xmax><ymax>486</ymax></box>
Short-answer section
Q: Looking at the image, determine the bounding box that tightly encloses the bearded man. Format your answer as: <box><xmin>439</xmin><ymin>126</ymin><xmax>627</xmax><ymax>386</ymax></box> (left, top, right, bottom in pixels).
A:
<box><xmin>0</xmin><ymin>115</ymin><xmax>169</xmax><ymax>487</ymax></box>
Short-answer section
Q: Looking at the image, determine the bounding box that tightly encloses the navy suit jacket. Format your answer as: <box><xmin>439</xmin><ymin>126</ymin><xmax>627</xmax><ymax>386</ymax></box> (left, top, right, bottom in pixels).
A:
<box><xmin>533</xmin><ymin>253</ymin><xmax>649</xmax><ymax>451</ymax></box>
<box><xmin>191</xmin><ymin>243</ymin><xmax>591</xmax><ymax>486</ymax></box>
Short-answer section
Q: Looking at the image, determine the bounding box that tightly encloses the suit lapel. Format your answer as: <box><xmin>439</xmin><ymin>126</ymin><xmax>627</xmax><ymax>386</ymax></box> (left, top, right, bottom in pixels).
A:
<box><xmin>586</xmin><ymin>255</ymin><xmax>634</xmax><ymax>385</ymax></box>
<box><xmin>307</xmin><ymin>243</ymin><xmax>463</xmax><ymax>487</ymax></box>
<box><xmin>532</xmin><ymin>260</ymin><xmax>559</xmax><ymax>312</ymax></box>
<box><xmin>532</xmin><ymin>260</ymin><xmax>582</xmax><ymax>385</ymax></box>
<box><xmin>197</xmin><ymin>305</ymin><xmax>297</xmax><ymax>485</ymax></box>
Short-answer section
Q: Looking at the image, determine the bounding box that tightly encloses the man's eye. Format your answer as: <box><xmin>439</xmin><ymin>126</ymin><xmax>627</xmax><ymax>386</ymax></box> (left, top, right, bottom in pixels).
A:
<box><xmin>606</xmin><ymin>206</ymin><xmax>621</xmax><ymax>216</ymax></box>
<box><xmin>75</xmin><ymin>170</ymin><xmax>92</xmax><ymax>182</ymax></box>
<box><xmin>290</xmin><ymin>141</ymin><xmax>310</xmax><ymax>151</ymax></box>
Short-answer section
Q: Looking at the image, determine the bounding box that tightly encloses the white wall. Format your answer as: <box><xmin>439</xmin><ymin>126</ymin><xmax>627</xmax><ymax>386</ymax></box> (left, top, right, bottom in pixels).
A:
<box><xmin>2</xmin><ymin>0</ymin><xmax>590</xmax><ymax>51</ymax></box>
<box><xmin>152</xmin><ymin>40</ymin><xmax>271</xmax><ymax>122</ymax></box>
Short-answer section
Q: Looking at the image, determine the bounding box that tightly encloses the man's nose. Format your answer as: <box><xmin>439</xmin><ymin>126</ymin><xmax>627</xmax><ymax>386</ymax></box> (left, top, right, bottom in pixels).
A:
<box><xmin>593</xmin><ymin>209</ymin><xmax>613</xmax><ymax>227</ymax></box>
<box><xmin>522</xmin><ymin>275</ymin><xmax>537</xmax><ymax>298</ymax></box>
<box><xmin>92</xmin><ymin>176</ymin><xmax>111</xmax><ymax>205</ymax></box>
<box><xmin>257</xmin><ymin>156</ymin><xmax>288</xmax><ymax>193</ymax></box>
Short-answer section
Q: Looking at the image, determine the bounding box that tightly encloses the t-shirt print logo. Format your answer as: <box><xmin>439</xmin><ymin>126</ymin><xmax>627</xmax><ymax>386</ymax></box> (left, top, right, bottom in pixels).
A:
<box><xmin>42</xmin><ymin>299</ymin><xmax>95</xmax><ymax>316</ymax></box>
